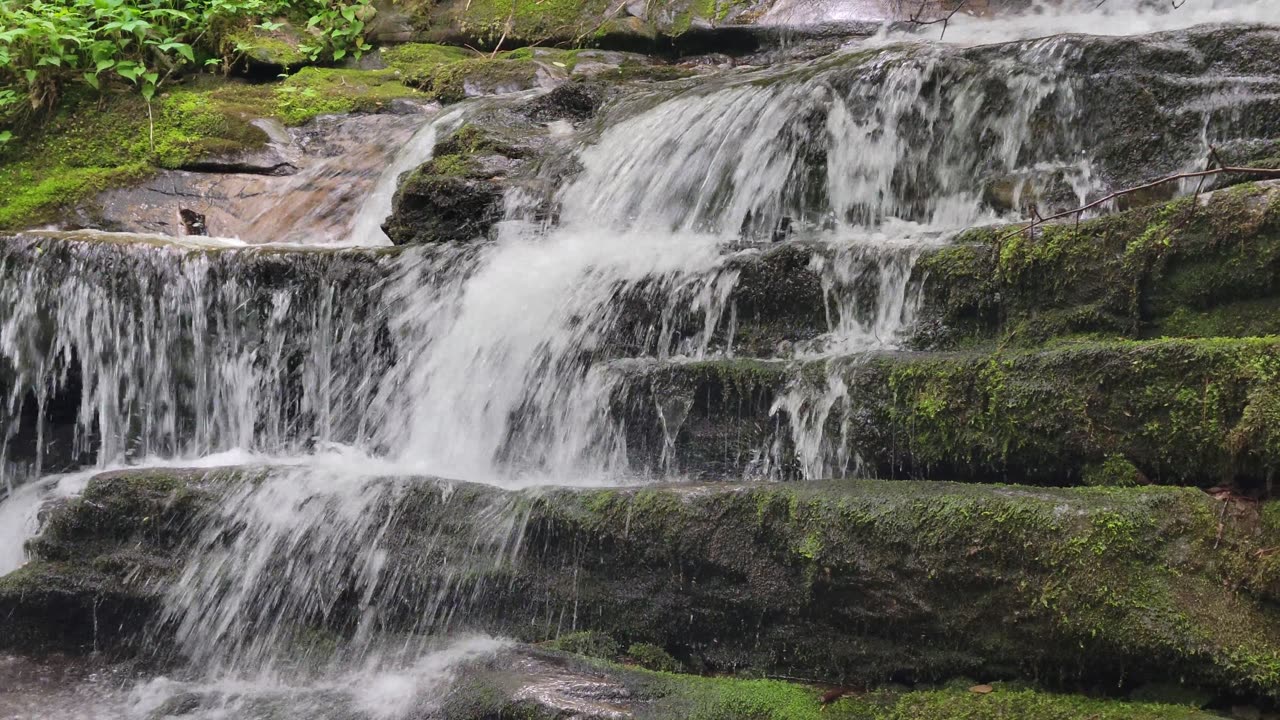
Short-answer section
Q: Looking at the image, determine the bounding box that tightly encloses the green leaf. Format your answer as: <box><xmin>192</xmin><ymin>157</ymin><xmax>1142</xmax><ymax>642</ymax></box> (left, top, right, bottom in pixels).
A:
<box><xmin>83</xmin><ymin>71</ymin><xmax>100</xmax><ymax>89</ymax></box>
<box><xmin>115</xmin><ymin>62</ymin><xmax>144</xmax><ymax>81</ymax></box>
<box><xmin>141</xmin><ymin>81</ymin><xmax>156</xmax><ymax>101</ymax></box>
<box><xmin>96</xmin><ymin>58</ymin><xmax>116</xmax><ymax>71</ymax></box>
<box><xmin>333</xmin><ymin>47</ymin><xmax>346</xmax><ymax>60</ymax></box>
<box><xmin>0</xmin><ymin>131</ymin><xmax>13</xmax><ymax>144</ymax></box>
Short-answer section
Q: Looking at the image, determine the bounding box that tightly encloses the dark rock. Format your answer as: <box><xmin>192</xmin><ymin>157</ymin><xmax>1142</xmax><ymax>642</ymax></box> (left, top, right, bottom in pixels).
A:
<box><xmin>526</xmin><ymin>81</ymin><xmax>607</xmax><ymax>122</ymax></box>
<box><xmin>384</xmin><ymin>111</ymin><xmax>573</xmax><ymax>244</ymax></box>
<box><xmin>384</xmin><ymin>165</ymin><xmax>506</xmax><ymax>245</ymax></box>
<box><xmin>178</xmin><ymin>208</ymin><xmax>207</xmax><ymax>236</ymax></box>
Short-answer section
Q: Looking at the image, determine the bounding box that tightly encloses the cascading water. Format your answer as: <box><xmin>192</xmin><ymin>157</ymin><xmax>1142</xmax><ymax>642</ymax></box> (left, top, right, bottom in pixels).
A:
<box><xmin>4</xmin><ymin>4</ymin><xmax>1280</xmax><ymax>716</ymax></box>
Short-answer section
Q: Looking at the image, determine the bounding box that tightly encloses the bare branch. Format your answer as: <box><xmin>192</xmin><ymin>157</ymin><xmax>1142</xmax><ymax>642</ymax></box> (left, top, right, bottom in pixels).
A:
<box><xmin>996</xmin><ymin>165</ymin><xmax>1280</xmax><ymax>243</ymax></box>
<box><xmin>907</xmin><ymin>0</ymin><xmax>972</xmax><ymax>38</ymax></box>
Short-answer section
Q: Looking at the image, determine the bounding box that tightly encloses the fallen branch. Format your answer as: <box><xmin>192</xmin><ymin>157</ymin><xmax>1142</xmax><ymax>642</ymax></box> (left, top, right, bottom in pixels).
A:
<box><xmin>490</xmin><ymin>0</ymin><xmax>519</xmax><ymax>58</ymax></box>
<box><xmin>997</xmin><ymin>165</ymin><xmax>1280</xmax><ymax>243</ymax></box>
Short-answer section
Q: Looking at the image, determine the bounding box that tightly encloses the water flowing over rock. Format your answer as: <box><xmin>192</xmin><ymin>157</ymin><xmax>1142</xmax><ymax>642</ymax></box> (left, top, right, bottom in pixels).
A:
<box><xmin>4</xmin><ymin>2</ymin><xmax>1280</xmax><ymax>718</ymax></box>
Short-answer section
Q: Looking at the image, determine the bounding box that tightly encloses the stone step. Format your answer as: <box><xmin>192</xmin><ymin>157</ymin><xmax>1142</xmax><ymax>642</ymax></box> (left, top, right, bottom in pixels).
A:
<box><xmin>609</xmin><ymin>337</ymin><xmax>1280</xmax><ymax>487</ymax></box>
<box><xmin>4</xmin><ymin>467</ymin><xmax>1277</xmax><ymax>702</ymax></box>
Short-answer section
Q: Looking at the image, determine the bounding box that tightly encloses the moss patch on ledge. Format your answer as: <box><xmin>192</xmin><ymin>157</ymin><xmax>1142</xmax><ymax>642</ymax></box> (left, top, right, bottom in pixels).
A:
<box><xmin>915</xmin><ymin>183</ymin><xmax>1280</xmax><ymax>349</ymax></box>
<box><xmin>0</xmin><ymin>86</ymin><xmax>262</xmax><ymax>230</ymax></box>
<box><xmin>449</xmin><ymin>650</ymin><xmax>1225</xmax><ymax>720</ymax></box>
<box><xmin>0</xmin><ymin>69</ymin><xmax>428</xmax><ymax>230</ymax></box>
<box><xmin>419</xmin><ymin>0</ymin><xmax>757</xmax><ymax>47</ymax></box>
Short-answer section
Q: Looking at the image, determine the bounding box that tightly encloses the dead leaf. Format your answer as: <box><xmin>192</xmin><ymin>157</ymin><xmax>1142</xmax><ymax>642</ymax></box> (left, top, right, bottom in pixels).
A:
<box><xmin>969</xmin><ymin>684</ymin><xmax>994</xmax><ymax>695</ymax></box>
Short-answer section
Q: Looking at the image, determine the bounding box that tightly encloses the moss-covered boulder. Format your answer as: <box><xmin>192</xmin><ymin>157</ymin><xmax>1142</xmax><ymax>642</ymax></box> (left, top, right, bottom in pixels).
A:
<box><xmin>385</xmin><ymin>123</ymin><xmax>525</xmax><ymax>244</ymax></box>
<box><xmin>0</xmin><ymin>469</ymin><xmax>216</xmax><ymax>655</ymax></box>
<box><xmin>6</xmin><ymin>468</ymin><xmax>1280</xmax><ymax>702</ymax></box>
<box><xmin>222</xmin><ymin>22</ymin><xmax>315</xmax><ymax>75</ymax></box>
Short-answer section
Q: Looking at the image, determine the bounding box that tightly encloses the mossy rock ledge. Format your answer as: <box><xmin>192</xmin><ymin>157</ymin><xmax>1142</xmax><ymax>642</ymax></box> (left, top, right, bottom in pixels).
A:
<box><xmin>442</xmin><ymin>648</ymin><xmax>1232</xmax><ymax>719</ymax></box>
<box><xmin>5</xmin><ymin>467</ymin><xmax>1280</xmax><ymax>706</ymax></box>
<box><xmin>611</xmin><ymin>337</ymin><xmax>1280</xmax><ymax>486</ymax></box>
<box><xmin>914</xmin><ymin>181</ymin><xmax>1280</xmax><ymax>349</ymax></box>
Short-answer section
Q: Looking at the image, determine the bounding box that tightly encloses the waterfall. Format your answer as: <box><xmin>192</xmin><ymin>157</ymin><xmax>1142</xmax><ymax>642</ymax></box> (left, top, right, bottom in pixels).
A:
<box><xmin>3</xmin><ymin>10</ymin><xmax>1280</xmax><ymax>715</ymax></box>
<box><xmin>0</xmin><ymin>235</ymin><xmax>405</xmax><ymax>486</ymax></box>
<box><xmin>5</xmin><ymin>27</ymin><xmax>1271</xmax><ymax>487</ymax></box>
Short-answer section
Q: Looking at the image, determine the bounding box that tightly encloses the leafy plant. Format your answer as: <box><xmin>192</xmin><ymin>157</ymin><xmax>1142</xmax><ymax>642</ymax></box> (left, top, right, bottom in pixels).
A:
<box><xmin>0</xmin><ymin>0</ymin><xmax>376</xmax><ymax>115</ymax></box>
<box><xmin>300</xmin><ymin>0</ymin><xmax>375</xmax><ymax>62</ymax></box>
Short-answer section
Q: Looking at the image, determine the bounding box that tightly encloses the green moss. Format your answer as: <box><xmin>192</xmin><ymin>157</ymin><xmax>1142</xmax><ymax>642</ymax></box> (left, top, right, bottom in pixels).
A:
<box><xmin>433</xmin><ymin>0</ymin><xmax>750</xmax><ymax>43</ymax></box>
<box><xmin>453</xmin><ymin>0</ymin><xmax>611</xmax><ymax>43</ymax></box>
<box><xmin>0</xmin><ymin>84</ymin><xmax>273</xmax><ymax>229</ymax></box>
<box><xmin>0</xmin><ymin>163</ymin><xmax>153</xmax><ymax>229</ymax></box>
<box><xmin>1264</xmin><ymin>502</ymin><xmax>1280</xmax><ymax>538</ymax></box>
<box><xmin>1157</xmin><ymin>299</ymin><xmax>1280</xmax><ymax>338</ymax></box>
<box><xmin>272</xmin><ymin>67</ymin><xmax>423</xmax><ymax>124</ymax></box>
<box><xmin>627</xmin><ymin>642</ymin><xmax>684</xmax><ymax>673</ymax></box>
<box><xmin>542</xmin><ymin>476</ymin><xmax>1280</xmax><ymax>697</ymax></box>
<box><xmin>919</xmin><ymin>184</ymin><xmax>1280</xmax><ymax>349</ymax></box>
<box><xmin>544</xmin><ymin>630</ymin><xmax>620</xmax><ymax>659</ymax></box>
<box><xmin>0</xmin><ymin>66</ymin><xmax>437</xmax><ymax>229</ymax></box>
<box><xmin>381</xmin><ymin>42</ymin><xmax>473</xmax><ymax>75</ymax></box>
<box><xmin>402</xmin><ymin>55</ymin><xmax>542</xmax><ymax>104</ymax></box>
<box><xmin>867</xmin><ymin>337</ymin><xmax>1280</xmax><ymax>486</ymax></box>
<box><xmin>1082</xmin><ymin>455</ymin><xmax>1143</xmax><ymax>487</ymax></box>
<box><xmin>150</xmin><ymin>88</ymin><xmax>271</xmax><ymax>168</ymax></box>
<box><xmin>15</xmin><ymin>467</ymin><xmax>1280</xmax><ymax>698</ymax></box>
<box><xmin>879</xmin><ymin>686</ymin><xmax>1215</xmax><ymax>720</ymax></box>
<box><xmin>648</xmin><ymin>673</ymin><xmax>860</xmax><ymax>720</ymax></box>
<box><xmin>223</xmin><ymin>27</ymin><xmax>311</xmax><ymax>69</ymax></box>
<box><xmin>429</xmin><ymin>154</ymin><xmax>476</xmax><ymax>177</ymax></box>
<box><xmin>448</xmin><ymin>652</ymin><xmax>1225</xmax><ymax>720</ymax></box>
<box><xmin>604</xmin><ymin>64</ymin><xmax>697</xmax><ymax>82</ymax></box>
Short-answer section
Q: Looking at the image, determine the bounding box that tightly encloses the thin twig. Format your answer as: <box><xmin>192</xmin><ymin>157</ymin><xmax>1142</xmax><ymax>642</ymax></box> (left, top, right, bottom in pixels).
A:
<box><xmin>996</xmin><ymin>166</ymin><xmax>1280</xmax><ymax>243</ymax></box>
<box><xmin>574</xmin><ymin>0</ymin><xmax>631</xmax><ymax>47</ymax></box>
<box><xmin>490</xmin><ymin>0</ymin><xmax>517</xmax><ymax>58</ymax></box>
<box><xmin>907</xmin><ymin>0</ymin><xmax>972</xmax><ymax>38</ymax></box>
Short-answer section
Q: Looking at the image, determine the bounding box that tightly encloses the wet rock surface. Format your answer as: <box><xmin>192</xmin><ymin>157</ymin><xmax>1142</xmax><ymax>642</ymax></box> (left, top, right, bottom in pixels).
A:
<box><xmin>78</xmin><ymin>111</ymin><xmax>432</xmax><ymax>242</ymax></box>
